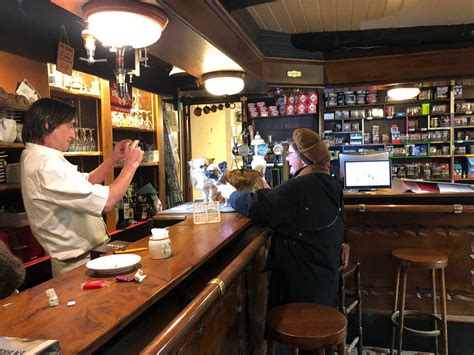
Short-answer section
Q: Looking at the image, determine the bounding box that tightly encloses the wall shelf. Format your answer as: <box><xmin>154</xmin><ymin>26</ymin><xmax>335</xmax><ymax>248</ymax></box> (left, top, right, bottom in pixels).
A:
<box><xmin>0</xmin><ymin>183</ymin><xmax>20</xmax><ymax>191</ymax></box>
<box><xmin>49</xmin><ymin>85</ymin><xmax>101</xmax><ymax>100</ymax></box>
<box><xmin>0</xmin><ymin>142</ymin><xmax>24</xmax><ymax>149</ymax></box>
<box><xmin>63</xmin><ymin>151</ymin><xmax>102</xmax><ymax>157</ymax></box>
<box><xmin>112</xmin><ymin>126</ymin><xmax>155</xmax><ymax>133</ymax></box>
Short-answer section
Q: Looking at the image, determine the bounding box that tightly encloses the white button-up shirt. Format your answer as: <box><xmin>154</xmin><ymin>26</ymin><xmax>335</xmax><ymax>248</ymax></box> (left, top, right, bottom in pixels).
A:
<box><xmin>20</xmin><ymin>143</ymin><xmax>109</xmax><ymax>264</ymax></box>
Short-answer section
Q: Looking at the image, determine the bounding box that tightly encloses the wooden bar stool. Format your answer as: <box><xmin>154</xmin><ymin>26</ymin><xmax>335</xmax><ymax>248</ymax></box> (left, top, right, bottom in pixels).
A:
<box><xmin>390</xmin><ymin>248</ymin><xmax>448</xmax><ymax>355</ymax></box>
<box><xmin>339</xmin><ymin>243</ymin><xmax>363</xmax><ymax>354</ymax></box>
<box><xmin>265</xmin><ymin>303</ymin><xmax>347</xmax><ymax>355</ymax></box>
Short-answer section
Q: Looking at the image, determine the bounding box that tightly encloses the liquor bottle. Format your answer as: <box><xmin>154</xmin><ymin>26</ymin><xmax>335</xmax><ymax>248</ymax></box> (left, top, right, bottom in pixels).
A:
<box><xmin>127</xmin><ymin>185</ymin><xmax>136</xmax><ymax>223</ymax></box>
<box><xmin>122</xmin><ymin>193</ymin><xmax>130</xmax><ymax>223</ymax></box>
<box><xmin>116</xmin><ymin>198</ymin><xmax>123</xmax><ymax>227</ymax></box>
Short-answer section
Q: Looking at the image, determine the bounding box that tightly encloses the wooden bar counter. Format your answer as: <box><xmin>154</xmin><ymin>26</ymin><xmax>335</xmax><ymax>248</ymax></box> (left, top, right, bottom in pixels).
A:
<box><xmin>344</xmin><ymin>190</ymin><xmax>474</xmax><ymax>323</ymax></box>
<box><xmin>0</xmin><ymin>213</ymin><xmax>271</xmax><ymax>354</ymax></box>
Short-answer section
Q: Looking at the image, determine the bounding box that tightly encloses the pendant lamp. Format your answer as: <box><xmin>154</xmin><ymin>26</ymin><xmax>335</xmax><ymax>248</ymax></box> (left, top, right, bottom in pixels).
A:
<box><xmin>82</xmin><ymin>1</ymin><xmax>168</xmax><ymax>49</ymax></box>
<box><xmin>202</xmin><ymin>71</ymin><xmax>246</xmax><ymax>96</ymax></box>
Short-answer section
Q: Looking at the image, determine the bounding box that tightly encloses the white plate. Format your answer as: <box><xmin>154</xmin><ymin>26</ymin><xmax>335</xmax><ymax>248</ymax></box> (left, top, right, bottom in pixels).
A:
<box><xmin>86</xmin><ymin>254</ymin><xmax>141</xmax><ymax>275</ymax></box>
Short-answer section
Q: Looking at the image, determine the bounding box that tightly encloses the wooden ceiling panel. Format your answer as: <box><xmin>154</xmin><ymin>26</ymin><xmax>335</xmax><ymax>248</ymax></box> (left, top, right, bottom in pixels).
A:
<box><xmin>280</xmin><ymin>0</ymin><xmax>307</xmax><ymax>33</ymax></box>
<box><xmin>366</xmin><ymin>0</ymin><xmax>389</xmax><ymax>21</ymax></box>
<box><xmin>301</xmin><ymin>0</ymin><xmax>324</xmax><ymax>32</ymax></box>
<box><xmin>249</xmin><ymin>3</ymin><xmax>283</xmax><ymax>32</ymax></box>
<box><xmin>319</xmin><ymin>0</ymin><xmax>338</xmax><ymax>32</ymax></box>
<box><xmin>349</xmin><ymin>0</ymin><xmax>371</xmax><ymax>29</ymax></box>
<box><xmin>335</xmin><ymin>0</ymin><xmax>354</xmax><ymax>31</ymax></box>
<box><xmin>265</xmin><ymin>1</ymin><xmax>295</xmax><ymax>33</ymax></box>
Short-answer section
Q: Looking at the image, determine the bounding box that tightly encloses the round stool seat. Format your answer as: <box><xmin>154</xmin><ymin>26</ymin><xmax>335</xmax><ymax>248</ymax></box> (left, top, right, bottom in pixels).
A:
<box><xmin>392</xmin><ymin>248</ymin><xmax>448</xmax><ymax>269</ymax></box>
<box><xmin>266</xmin><ymin>303</ymin><xmax>347</xmax><ymax>350</ymax></box>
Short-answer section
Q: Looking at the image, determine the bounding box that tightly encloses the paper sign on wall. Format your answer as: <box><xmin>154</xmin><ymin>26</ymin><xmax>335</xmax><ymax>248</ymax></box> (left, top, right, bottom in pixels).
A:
<box><xmin>56</xmin><ymin>42</ymin><xmax>74</xmax><ymax>76</ymax></box>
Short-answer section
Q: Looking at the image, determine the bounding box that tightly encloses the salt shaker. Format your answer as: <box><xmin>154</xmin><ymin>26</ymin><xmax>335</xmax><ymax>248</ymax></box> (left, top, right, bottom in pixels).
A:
<box><xmin>149</xmin><ymin>228</ymin><xmax>172</xmax><ymax>259</ymax></box>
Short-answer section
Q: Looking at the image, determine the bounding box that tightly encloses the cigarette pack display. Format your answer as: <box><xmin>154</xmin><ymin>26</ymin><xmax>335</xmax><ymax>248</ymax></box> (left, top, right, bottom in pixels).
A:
<box><xmin>306</xmin><ymin>102</ymin><xmax>317</xmax><ymax>113</ymax></box>
<box><xmin>297</xmin><ymin>93</ymin><xmax>308</xmax><ymax>104</ymax></box>
<box><xmin>296</xmin><ymin>103</ymin><xmax>306</xmax><ymax>114</ymax></box>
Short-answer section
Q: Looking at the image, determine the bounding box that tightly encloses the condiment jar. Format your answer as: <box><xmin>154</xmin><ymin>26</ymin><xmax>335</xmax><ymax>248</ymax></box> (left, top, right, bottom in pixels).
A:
<box><xmin>149</xmin><ymin>228</ymin><xmax>172</xmax><ymax>259</ymax></box>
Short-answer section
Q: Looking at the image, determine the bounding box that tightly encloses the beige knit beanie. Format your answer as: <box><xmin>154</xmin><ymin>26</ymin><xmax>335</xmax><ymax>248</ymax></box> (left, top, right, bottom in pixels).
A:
<box><xmin>290</xmin><ymin>128</ymin><xmax>331</xmax><ymax>173</ymax></box>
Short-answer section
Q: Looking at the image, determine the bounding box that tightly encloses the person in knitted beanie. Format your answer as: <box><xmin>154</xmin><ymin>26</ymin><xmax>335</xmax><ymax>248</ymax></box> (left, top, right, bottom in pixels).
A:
<box><xmin>219</xmin><ymin>126</ymin><xmax>343</xmax><ymax>304</ymax></box>
<box><xmin>289</xmin><ymin>128</ymin><xmax>331</xmax><ymax>174</ymax></box>
<box><xmin>219</xmin><ymin>128</ymin><xmax>343</xmax><ymax>355</ymax></box>
<box><xmin>0</xmin><ymin>241</ymin><xmax>25</xmax><ymax>299</ymax></box>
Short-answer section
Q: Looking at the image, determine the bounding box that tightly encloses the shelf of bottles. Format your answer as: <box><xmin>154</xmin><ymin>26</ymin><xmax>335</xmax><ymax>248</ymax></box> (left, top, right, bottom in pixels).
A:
<box><xmin>115</xmin><ymin>183</ymin><xmax>155</xmax><ymax>230</ymax></box>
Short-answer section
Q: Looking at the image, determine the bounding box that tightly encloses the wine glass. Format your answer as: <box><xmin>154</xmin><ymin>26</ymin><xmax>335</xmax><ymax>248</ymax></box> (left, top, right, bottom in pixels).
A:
<box><xmin>90</xmin><ymin>128</ymin><xmax>97</xmax><ymax>151</ymax></box>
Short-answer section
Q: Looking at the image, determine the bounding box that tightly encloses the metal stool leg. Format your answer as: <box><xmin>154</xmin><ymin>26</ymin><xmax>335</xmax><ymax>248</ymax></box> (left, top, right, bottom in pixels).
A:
<box><xmin>355</xmin><ymin>263</ymin><xmax>363</xmax><ymax>355</ymax></box>
<box><xmin>338</xmin><ymin>341</ymin><xmax>347</xmax><ymax>355</ymax></box>
<box><xmin>439</xmin><ymin>268</ymin><xmax>448</xmax><ymax>355</ymax></box>
<box><xmin>291</xmin><ymin>348</ymin><xmax>299</xmax><ymax>355</ymax></box>
<box><xmin>397</xmin><ymin>266</ymin><xmax>408</xmax><ymax>355</ymax></box>
<box><xmin>431</xmin><ymin>269</ymin><xmax>439</xmax><ymax>355</ymax></box>
<box><xmin>266</xmin><ymin>339</ymin><xmax>275</xmax><ymax>355</ymax></box>
<box><xmin>391</xmin><ymin>263</ymin><xmax>402</xmax><ymax>355</ymax></box>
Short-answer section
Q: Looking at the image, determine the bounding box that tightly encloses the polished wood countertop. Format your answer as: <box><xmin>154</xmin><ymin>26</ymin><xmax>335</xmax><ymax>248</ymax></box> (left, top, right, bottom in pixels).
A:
<box><xmin>0</xmin><ymin>213</ymin><xmax>252</xmax><ymax>354</ymax></box>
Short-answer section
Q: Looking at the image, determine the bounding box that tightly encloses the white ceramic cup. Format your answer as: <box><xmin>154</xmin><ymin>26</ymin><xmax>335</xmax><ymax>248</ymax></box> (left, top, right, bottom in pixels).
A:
<box><xmin>15</xmin><ymin>123</ymin><xmax>23</xmax><ymax>143</ymax></box>
<box><xmin>0</xmin><ymin>119</ymin><xmax>17</xmax><ymax>143</ymax></box>
<box><xmin>149</xmin><ymin>228</ymin><xmax>172</xmax><ymax>259</ymax></box>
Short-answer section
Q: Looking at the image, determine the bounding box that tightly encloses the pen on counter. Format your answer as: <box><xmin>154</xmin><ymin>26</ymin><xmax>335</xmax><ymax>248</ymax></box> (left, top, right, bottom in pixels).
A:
<box><xmin>114</xmin><ymin>247</ymin><xmax>148</xmax><ymax>254</ymax></box>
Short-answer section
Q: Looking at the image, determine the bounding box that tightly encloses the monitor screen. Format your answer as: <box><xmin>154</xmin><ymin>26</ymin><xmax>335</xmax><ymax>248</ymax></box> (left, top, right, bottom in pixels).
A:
<box><xmin>344</xmin><ymin>160</ymin><xmax>392</xmax><ymax>190</ymax></box>
<box><xmin>338</xmin><ymin>151</ymin><xmax>389</xmax><ymax>180</ymax></box>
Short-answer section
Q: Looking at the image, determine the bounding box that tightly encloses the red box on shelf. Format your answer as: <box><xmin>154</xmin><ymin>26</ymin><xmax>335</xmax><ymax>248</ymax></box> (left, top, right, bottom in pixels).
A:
<box><xmin>285</xmin><ymin>105</ymin><xmax>296</xmax><ymax>115</ymax></box>
<box><xmin>296</xmin><ymin>103</ymin><xmax>307</xmax><ymax>114</ymax></box>
<box><xmin>308</xmin><ymin>93</ymin><xmax>318</xmax><ymax>104</ymax></box>
<box><xmin>297</xmin><ymin>94</ymin><xmax>308</xmax><ymax>104</ymax></box>
<box><xmin>307</xmin><ymin>102</ymin><xmax>317</xmax><ymax>113</ymax></box>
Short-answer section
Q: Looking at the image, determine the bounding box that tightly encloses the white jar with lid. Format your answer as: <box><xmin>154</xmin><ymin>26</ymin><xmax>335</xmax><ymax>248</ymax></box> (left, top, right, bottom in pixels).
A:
<box><xmin>149</xmin><ymin>228</ymin><xmax>172</xmax><ymax>259</ymax></box>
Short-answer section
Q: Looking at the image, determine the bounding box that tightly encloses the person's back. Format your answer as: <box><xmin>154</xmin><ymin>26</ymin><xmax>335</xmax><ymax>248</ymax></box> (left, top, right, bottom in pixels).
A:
<box><xmin>232</xmin><ymin>167</ymin><xmax>344</xmax><ymax>308</ymax></box>
<box><xmin>219</xmin><ymin>128</ymin><xmax>344</xmax><ymax>309</ymax></box>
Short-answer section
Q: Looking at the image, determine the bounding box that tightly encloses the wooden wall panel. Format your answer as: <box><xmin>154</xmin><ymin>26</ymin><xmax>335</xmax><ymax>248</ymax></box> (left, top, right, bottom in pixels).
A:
<box><xmin>346</xmin><ymin>209</ymin><xmax>474</xmax><ymax>322</ymax></box>
<box><xmin>324</xmin><ymin>48</ymin><xmax>474</xmax><ymax>86</ymax></box>
<box><xmin>0</xmin><ymin>51</ymin><xmax>49</xmax><ymax>98</ymax></box>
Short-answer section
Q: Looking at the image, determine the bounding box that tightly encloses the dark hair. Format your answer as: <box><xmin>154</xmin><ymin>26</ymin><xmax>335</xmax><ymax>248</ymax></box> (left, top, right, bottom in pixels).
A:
<box><xmin>22</xmin><ymin>98</ymin><xmax>76</xmax><ymax>144</ymax></box>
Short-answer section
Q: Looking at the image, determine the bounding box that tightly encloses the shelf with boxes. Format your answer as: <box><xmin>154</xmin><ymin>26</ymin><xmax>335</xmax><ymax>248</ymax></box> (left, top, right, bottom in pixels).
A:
<box><xmin>451</xmin><ymin>88</ymin><xmax>474</xmax><ymax>181</ymax></box>
<box><xmin>247</xmin><ymin>93</ymin><xmax>319</xmax><ymax>142</ymax></box>
<box><xmin>322</xmin><ymin>85</ymin><xmax>467</xmax><ymax>182</ymax></box>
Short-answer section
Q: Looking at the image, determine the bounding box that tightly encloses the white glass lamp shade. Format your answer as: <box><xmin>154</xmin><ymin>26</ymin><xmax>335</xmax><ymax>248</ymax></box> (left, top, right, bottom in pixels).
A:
<box><xmin>83</xmin><ymin>2</ymin><xmax>168</xmax><ymax>49</ymax></box>
<box><xmin>387</xmin><ymin>87</ymin><xmax>420</xmax><ymax>101</ymax></box>
<box><xmin>202</xmin><ymin>71</ymin><xmax>246</xmax><ymax>96</ymax></box>
<box><xmin>169</xmin><ymin>66</ymin><xmax>186</xmax><ymax>76</ymax></box>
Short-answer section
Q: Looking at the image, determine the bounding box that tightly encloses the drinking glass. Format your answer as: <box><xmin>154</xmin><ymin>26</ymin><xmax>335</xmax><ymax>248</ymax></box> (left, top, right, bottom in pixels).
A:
<box><xmin>90</xmin><ymin>128</ymin><xmax>97</xmax><ymax>151</ymax></box>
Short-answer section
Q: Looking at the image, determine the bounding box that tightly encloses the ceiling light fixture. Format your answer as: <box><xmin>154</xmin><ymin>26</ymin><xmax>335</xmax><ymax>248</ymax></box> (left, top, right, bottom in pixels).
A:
<box><xmin>387</xmin><ymin>87</ymin><xmax>420</xmax><ymax>101</ymax></box>
<box><xmin>82</xmin><ymin>1</ymin><xmax>168</xmax><ymax>49</ymax></box>
<box><xmin>202</xmin><ymin>71</ymin><xmax>246</xmax><ymax>96</ymax></box>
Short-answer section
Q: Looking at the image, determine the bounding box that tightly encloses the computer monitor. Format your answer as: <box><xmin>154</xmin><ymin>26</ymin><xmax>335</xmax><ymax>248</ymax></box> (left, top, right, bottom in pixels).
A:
<box><xmin>338</xmin><ymin>151</ymin><xmax>390</xmax><ymax>181</ymax></box>
<box><xmin>344</xmin><ymin>160</ymin><xmax>392</xmax><ymax>190</ymax></box>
